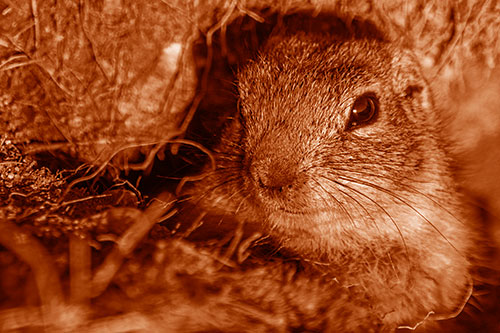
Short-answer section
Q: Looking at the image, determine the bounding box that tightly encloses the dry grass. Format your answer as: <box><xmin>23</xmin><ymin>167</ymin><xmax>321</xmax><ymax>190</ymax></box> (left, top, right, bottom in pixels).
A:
<box><xmin>0</xmin><ymin>0</ymin><xmax>499</xmax><ymax>331</ymax></box>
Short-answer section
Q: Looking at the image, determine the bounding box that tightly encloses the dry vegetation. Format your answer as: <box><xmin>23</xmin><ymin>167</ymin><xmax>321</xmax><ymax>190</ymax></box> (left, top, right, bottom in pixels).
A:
<box><xmin>0</xmin><ymin>0</ymin><xmax>499</xmax><ymax>331</ymax></box>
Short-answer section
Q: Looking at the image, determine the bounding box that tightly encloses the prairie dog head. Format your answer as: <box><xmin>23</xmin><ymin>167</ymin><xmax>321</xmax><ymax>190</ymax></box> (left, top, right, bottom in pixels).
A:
<box><xmin>191</xmin><ymin>28</ymin><xmax>475</xmax><ymax>325</ymax></box>
<box><xmin>207</xmin><ymin>32</ymin><xmax>468</xmax><ymax>254</ymax></box>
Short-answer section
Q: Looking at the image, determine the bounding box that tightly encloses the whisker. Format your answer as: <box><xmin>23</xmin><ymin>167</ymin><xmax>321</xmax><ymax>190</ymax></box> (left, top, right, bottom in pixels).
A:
<box><xmin>313</xmin><ymin>176</ymin><xmax>390</xmax><ymax>253</ymax></box>
<box><xmin>311</xmin><ymin>178</ymin><xmax>357</xmax><ymax>230</ymax></box>
<box><xmin>214</xmin><ymin>190</ymin><xmax>250</xmax><ymax>230</ymax></box>
<box><xmin>193</xmin><ymin>165</ymin><xmax>241</xmax><ymax>178</ymax></box>
<box><xmin>320</xmin><ymin>174</ymin><xmax>409</xmax><ymax>254</ymax></box>
<box><xmin>335</xmin><ymin>174</ymin><xmax>461</xmax><ymax>254</ymax></box>
<box><xmin>233</xmin><ymin>191</ymin><xmax>251</xmax><ymax>215</ymax></box>
<box><xmin>335</xmin><ymin>186</ymin><xmax>383</xmax><ymax>236</ymax></box>
<box><xmin>325</xmin><ymin>165</ymin><xmax>466</xmax><ymax>226</ymax></box>
<box><xmin>186</xmin><ymin>175</ymin><xmax>242</xmax><ymax>207</ymax></box>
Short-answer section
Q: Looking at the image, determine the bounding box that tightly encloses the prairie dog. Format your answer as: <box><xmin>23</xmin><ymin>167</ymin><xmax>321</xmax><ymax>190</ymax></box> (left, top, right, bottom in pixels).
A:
<box><xmin>188</xmin><ymin>18</ymin><xmax>476</xmax><ymax>330</ymax></box>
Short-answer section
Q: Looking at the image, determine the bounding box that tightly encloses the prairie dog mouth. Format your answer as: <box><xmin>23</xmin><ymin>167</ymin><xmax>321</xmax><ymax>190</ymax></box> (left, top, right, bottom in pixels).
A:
<box><xmin>271</xmin><ymin>205</ymin><xmax>334</xmax><ymax>220</ymax></box>
<box><xmin>276</xmin><ymin>206</ymin><xmax>310</xmax><ymax>215</ymax></box>
<box><xmin>254</xmin><ymin>189</ymin><xmax>324</xmax><ymax>216</ymax></box>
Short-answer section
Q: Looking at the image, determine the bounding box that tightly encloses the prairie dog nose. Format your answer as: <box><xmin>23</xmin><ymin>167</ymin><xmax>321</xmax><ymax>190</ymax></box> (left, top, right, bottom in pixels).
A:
<box><xmin>249</xmin><ymin>136</ymin><xmax>301</xmax><ymax>191</ymax></box>
<box><xmin>251</xmin><ymin>156</ymin><xmax>299</xmax><ymax>190</ymax></box>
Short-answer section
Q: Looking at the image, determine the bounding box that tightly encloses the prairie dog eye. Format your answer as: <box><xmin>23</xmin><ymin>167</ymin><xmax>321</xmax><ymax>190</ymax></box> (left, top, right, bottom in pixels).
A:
<box><xmin>348</xmin><ymin>94</ymin><xmax>378</xmax><ymax>129</ymax></box>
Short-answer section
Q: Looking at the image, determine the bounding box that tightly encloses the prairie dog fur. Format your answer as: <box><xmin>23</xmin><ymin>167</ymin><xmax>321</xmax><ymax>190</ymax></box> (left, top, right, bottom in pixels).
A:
<box><xmin>187</xmin><ymin>16</ymin><xmax>477</xmax><ymax>330</ymax></box>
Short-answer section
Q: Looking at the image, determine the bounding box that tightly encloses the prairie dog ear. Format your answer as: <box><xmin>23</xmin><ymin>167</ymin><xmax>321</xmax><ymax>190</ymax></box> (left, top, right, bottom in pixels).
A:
<box><xmin>404</xmin><ymin>84</ymin><xmax>424</xmax><ymax>99</ymax></box>
<box><xmin>391</xmin><ymin>49</ymin><xmax>435</xmax><ymax>122</ymax></box>
<box><xmin>391</xmin><ymin>49</ymin><xmax>428</xmax><ymax>96</ymax></box>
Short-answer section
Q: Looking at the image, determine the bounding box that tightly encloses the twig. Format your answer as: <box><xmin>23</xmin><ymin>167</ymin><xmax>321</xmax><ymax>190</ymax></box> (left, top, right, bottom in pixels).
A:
<box><xmin>56</xmin><ymin>139</ymin><xmax>177</xmax><ymax>202</ymax></box>
<box><xmin>181</xmin><ymin>211</ymin><xmax>205</xmax><ymax>237</ymax></box>
<box><xmin>125</xmin><ymin>142</ymin><xmax>165</xmax><ymax>172</ymax></box>
<box><xmin>0</xmin><ymin>307</ymin><xmax>42</xmax><ymax>331</ymax></box>
<box><xmin>91</xmin><ymin>193</ymin><xmax>176</xmax><ymax>297</ymax></box>
<box><xmin>237</xmin><ymin>232</ymin><xmax>262</xmax><ymax>263</ymax></box>
<box><xmin>397</xmin><ymin>311</ymin><xmax>435</xmax><ymax>330</ymax></box>
<box><xmin>0</xmin><ymin>54</ymin><xmax>30</xmax><ymax>70</ymax></box>
<box><xmin>237</xmin><ymin>3</ymin><xmax>265</xmax><ymax>23</ymax></box>
<box><xmin>78</xmin><ymin>0</ymin><xmax>112</xmax><ymax>83</ymax></box>
<box><xmin>31</xmin><ymin>0</ymin><xmax>40</xmax><ymax>51</ymax></box>
<box><xmin>0</xmin><ymin>219</ymin><xmax>64</xmax><ymax>326</ymax></box>
<box><xmin>173</xmin><ymin>138</ymin><xmax>216</xmax><ymax>195</ymax></box>
<box><xmin>69</xmin><ymin>234</ymin><xmax>91</xmax><ymax>308</ymax></box>
<box><xmin>86</xmin><ymin>312</ymin><xmax>154</xmax><ymax>332</ymax></box>
<box><xmin>57</xmin><ymin>194</ymin><xmax>113</xmax><ymax>208</ymax></box>
<box><xmin>222</xmin><ymin>221</ymin><xmax>244</xmax><ymax>262</ymax></box>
